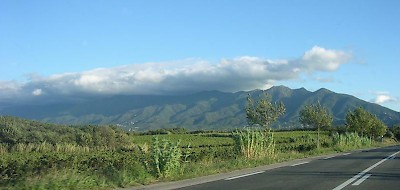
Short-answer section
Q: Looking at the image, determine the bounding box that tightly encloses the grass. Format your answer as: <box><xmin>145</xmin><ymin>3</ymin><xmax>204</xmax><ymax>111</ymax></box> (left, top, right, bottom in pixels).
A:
<box><xmin>1</xmin><ymin>131</ymin><xmax>397</xmax><ymax>190</ymax></box>
<box><xmin>132</xmin><ymin>131</ymin><xmax>329</xmax><ymax>145</ymax></box>
<box><xmin>132</xmin><ymin>133</ymin><xmax>234</xmax><ymax>147</ymax></box>
<box><xmin>127</xmin><ymin>131</ymin><xmax>398</xmax><ymax>186</ymax></box>
<box><xmin>156</xmin><ymin>140</ymin><xmax>398</xmax><ymax>184</ymax></box>
<box><xmin>15</xmin><ymin>169</ymin><xmax>104</xmax><ymax>190</ymax></box>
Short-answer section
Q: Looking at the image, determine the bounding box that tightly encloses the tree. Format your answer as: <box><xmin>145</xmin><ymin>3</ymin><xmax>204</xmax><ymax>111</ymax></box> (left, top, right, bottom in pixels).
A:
<box><xmin>389</xmin><ymin>124</ymin><xmax>400</xmax><ymax>140</ymax></box>
<box><xmin>346</xmin><ymin>107</ymin><xmax>387</xmax><ymax>138</ymax></box>
<box><xmin>299</xmin><ymin>102</ymin><xmax>333</xmax><ymax>149</ymax></box>
<box><xmin>245</xmin><ymin>93</ymin><xmax>286</xmax><ymax>129</ymax></box>
<box><xmin>345</xmin><ymin>107</ymin><xmax>371</xmax><ymax>137</ymax></box>
<box><xmin>370</xmin><ymin>118</ymin><xmax>387</xmax><ymax>138</ymax></box>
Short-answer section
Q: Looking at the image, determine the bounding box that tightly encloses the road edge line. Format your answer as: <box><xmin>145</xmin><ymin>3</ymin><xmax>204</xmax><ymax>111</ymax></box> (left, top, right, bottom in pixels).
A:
<box><xmin>224</xmin><ymin>171</ymin><xmax>265</xmax><ymax>180</ymax></box>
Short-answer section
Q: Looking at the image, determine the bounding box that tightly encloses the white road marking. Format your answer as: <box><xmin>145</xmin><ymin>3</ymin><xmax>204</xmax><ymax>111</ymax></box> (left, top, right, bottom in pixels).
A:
<box><xmin>224</xmin><ymin>171</ymin><xmax>265</xmax><ymax>180</ymax></box>
<box><xmin>333</xmin><ymin>171</ymin><xmax>365</xmax><ymax>190</ymax></box>
<box><xmin>324</xmin><ymin>156</ymin><xmax>336</xmax><ymax>160</ymax></box>
<box><xmin>342</xmin><ymin>153</ymin><xmax>351</xmax><ymax>156</ymax></box>
<box><xmin>333</xmin><ymin>150</ymin><xmax>400</xmax><ymax>190</ymax></box>
<box><xmin>352</xmin><ymin>174</ymin><xmax>371</xmax><ymax>186</ymax></box>
<box><xmin>290</xmin><ymin>161</ymin><xmax>309</xmax><ymax>166</ymax></box>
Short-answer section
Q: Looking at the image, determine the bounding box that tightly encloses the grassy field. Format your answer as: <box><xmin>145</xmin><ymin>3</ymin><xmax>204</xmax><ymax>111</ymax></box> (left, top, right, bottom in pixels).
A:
<box><xmin>1</xmin><ymin>129</ymin><xmax>397</xmax><ymax>190</ymax></box>
<box><xmin>132</xmin><ymin>131</ymin><xmax>328</xmax><ymax>145</ymax></box>
<box><xmin>132</xmin><ymin>133</ymin><xmax>234</xmax><ymax>147</ymax></box>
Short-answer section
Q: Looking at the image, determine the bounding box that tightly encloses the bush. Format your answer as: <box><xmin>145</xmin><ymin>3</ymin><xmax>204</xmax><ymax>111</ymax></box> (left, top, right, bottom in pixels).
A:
<box><xmin>0</xmin><ymin>151</ymin><xmax>150</xmax><ymax>188</ymax></box>
<box><xmin>148</xmin><ymin>136</ymin><xmax>183</xmax><ymax>178</ymax></box>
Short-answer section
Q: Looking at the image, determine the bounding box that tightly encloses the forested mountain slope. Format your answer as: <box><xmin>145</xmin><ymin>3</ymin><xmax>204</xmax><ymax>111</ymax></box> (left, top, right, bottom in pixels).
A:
<box><xmin>1</xmin><ymin>86</ymin><xmax>399</xmax><ymax>131</ymax></box>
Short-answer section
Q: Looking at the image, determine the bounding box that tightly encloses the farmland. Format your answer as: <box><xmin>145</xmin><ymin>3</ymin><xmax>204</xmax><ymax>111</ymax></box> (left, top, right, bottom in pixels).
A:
<box><xmin>0</xmin><ymin>116</ymin><xmax>398</xmax><ymax>189</ymax></box>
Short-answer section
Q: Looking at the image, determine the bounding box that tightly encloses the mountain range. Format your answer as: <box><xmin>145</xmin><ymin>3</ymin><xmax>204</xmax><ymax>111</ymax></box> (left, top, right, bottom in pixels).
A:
<box><xmin>1</xmin><ymin>86</ymin><xmax>399</xmax><ymax>131</ymax></box>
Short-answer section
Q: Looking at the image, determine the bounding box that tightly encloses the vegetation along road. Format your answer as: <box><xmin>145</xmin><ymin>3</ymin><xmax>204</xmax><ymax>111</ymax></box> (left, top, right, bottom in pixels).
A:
<box><xmin>1</xmin><ymin>94</ymin><xmax>399</xmax><ymax>189</ymax></box>
<box><xmin>130</xmin><ymin>145</ymin><xmax>400</xmax><ymax>190</ymax></box>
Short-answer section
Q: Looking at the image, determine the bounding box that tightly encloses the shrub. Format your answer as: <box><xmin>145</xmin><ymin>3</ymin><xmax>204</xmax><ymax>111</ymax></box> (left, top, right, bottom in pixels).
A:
<box><xmin>150</xmin><ymin>136</ymin><xmax>183</xmax><ymax>178</ymax></box>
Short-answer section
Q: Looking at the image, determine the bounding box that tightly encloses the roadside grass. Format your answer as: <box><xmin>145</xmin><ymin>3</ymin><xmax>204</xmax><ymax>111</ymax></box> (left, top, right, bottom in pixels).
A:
<box><xmin>128</xmin><ymin>131</ymin><xmax>398</xmax><ymax>185</ymax></box>
<box><xmin>157</xmin><ymin>140</ymin><xmax>398</xmax><ymax>184</ymax></box>
<box><xmin>1</xmin><ymin>131</ymin><xmax>398</xmax><ymax>190</ymax></box>
<box><xmin>14</xmin><ymin>169</ymin><xmax>105</xmax><ymax>190</ymax></box>
<box><xmin>151</xmin><ymin>143</ymin><xmax>394</xmax><ymax>184</ymax></box>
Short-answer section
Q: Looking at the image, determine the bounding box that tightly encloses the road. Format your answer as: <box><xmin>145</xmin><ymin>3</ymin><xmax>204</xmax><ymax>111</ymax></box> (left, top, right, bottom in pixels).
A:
<box><xmin>176</xmin><ymin>145</ymin><xmax>400</xmax><ymax>190</ymax></box>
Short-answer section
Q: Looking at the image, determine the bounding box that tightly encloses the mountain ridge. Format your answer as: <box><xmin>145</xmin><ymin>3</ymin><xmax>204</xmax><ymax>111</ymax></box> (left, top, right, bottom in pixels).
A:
<box><xmin>1</xmin><ymin>86</ymin><xmax>399</xmax><ymax>131</ymax></box>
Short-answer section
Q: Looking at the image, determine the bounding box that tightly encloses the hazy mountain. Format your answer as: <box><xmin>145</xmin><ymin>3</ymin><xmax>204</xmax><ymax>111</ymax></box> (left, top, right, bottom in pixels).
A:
<box><xmin>1</xmin><ymin>86</ymin><xmax>399</xmax><ymax>131</ymax></box>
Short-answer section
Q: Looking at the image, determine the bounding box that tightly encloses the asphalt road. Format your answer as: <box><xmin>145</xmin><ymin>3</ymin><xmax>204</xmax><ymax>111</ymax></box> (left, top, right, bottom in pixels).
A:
<box><xmin>176</xmin><ymin>145</ymin><xmax>400</xmax><ymax>190</ymax></box>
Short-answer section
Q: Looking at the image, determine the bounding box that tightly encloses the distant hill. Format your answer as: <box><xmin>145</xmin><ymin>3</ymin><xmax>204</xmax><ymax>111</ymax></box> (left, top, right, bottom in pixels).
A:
<box><xmin>1</xmin><ymin>86</ymin><xmax>399</xmax><ymax>131</ymax></box>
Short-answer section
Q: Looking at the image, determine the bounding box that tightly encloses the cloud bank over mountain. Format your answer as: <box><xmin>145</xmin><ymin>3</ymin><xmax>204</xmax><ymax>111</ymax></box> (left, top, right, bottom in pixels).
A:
<box><xmin>0</xmin><ymin>46</ymin><xmax>351</xmax><ymax>104</ymax></box>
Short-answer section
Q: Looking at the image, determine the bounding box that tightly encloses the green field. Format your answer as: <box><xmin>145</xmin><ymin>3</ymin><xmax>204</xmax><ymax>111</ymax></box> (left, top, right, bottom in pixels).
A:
<box><xmin>0</xmin><ymin>116</ymin><xmax>397</xmax><ymax>190</ymax></box>
<box><xmin>132</xmin><ymin>131</ymin><xmax>330</xmax><ymax>152</ymax></box>
<box><xmin>132</xmin><ymin>133</ymin><xmax>234</xmax><ymax>147</ymax></box>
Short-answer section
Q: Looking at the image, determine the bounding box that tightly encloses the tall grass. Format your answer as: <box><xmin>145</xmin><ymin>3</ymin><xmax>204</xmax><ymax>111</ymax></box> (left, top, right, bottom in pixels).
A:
<box><xmin>232</xmin><ymin>128</ymin><xmax>275</xmax><ymax>159</ymax></box>
<box><xmin>2</xmin><ymin>142</ymin><xmax>136</xmax><ymax>154</ymax></box>
<box><xmin>332</xmin><ymin>132</ymin><xmax>372</xmax><ymax>149</ymax></box>
<box><xmin>0</xmin><ymin>143</ymin><xmax>7</xmax><ymax>154</ymax></box>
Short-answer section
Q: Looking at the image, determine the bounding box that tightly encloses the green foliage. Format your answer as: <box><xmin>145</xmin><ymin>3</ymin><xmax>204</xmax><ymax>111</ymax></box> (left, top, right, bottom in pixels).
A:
<box><xmin>0</xmin><ymin>143</ymin><xmax>7</xmax><ymax>154</ymax></box>
<box><xmin>389</xmin><ymin>124</ymin><xmax>400</xmax><ymax>140</ymax></box>
<box><xmin>16</xmin><ymin>169</ymin><xmax>103</xmax><ymax>190</ymax></box>
<box><xmin>141</xmin><ymin>127</ymin><xmax>189</xmax><ymax>135</ymax></box>
<box><xmin>275</xmin><ymin>134</ymin><xmax>318</xmax><ymax>152</ymax></box>
<box><xmin>0</xmin><ymin>116</ymin><xmax>131</xmax><ymax>151</ymax></box>
<box><xmin>299</xmin><ymin>102</ymin><xmax>333</xmax><ymax>149</ymax></box>
<box><xmin>0</xmin><ymin>151</ymin><xmax>152</xmax><ymax>189</ymax></box>
<box><xmin>188</xmin><ymin>146</ymin><xmax>235</xmax><ymax>161</ymax></box>
<box><xmin>332</xmin><ymin>132</ymin><xmax>372</xmax><ymax>149</ymax></box>
<box><xmin>0</xmin><ymin>116</ymin><xmax>77</xmax><ymax>145</ymax></box>
<box><xmin>245</xmin><ymin>93</ymin><xmax>286</xmax><ymax>129</ymax></box>
<box><xmin>133</xmin><ymin>133</ymin><xmax>234</xmax><ymax>148</ymax></box>
<box><xmin>0</xmin><ymin>116</ymin><xmax>394</xmax><ymax>189</ymax></box>
<box><xmin>150</xmin><ymin>136</ymin><xmax>183</xmax><ymax>178</ymax></box>
<box><xmin>232</xmin><ymin>128</ymin><xmax>275</xmax><ymax>159</ymax></box>
<box><xmin>299</xmin><ymin>103</ymin><xmax>333</xmax><ymax>130</ymax></box>
<box><xmin>346</xmin><ymin>107</ymin><xmax>387</xmax><ymax>138</ymax></box>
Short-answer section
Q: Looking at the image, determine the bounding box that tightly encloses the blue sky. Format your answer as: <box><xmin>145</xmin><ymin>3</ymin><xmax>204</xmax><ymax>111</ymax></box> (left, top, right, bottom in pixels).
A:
<box><xmin>0</xmin><ymin>0</ymin><xmax>399</xmax><ymax>111</ymax></box>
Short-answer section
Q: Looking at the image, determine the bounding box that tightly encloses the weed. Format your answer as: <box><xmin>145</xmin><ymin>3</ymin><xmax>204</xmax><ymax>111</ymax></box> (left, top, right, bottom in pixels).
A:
<box><xmin>150</xmin><ymin>136</ymin><xmax>183</xmax><ymax>178</ymax></box>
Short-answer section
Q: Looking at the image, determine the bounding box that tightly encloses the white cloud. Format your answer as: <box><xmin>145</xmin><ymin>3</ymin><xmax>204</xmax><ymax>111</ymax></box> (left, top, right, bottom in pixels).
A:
<box><xmin>374</xmin><ymin>95</ymin><xmax>392</xmax><ymax>104</ymax></box>
<box><xmin>301</xmin><ymin>46</ymin><xmax>351</xmax><ymax>72</ymax></box>
<box><xmin>371</xmin><ymin>91</ymin><xmax>397</xmax><ymax>104</ymax></box>
<box><xmin>0</xmin><ymin>46</ymin><xmax>352</xmax><ymax>104</ymax></box>
<box><xmin>32</xmin><ymin>89</ymin><xmax>43</xmax><ymax>96</ymax></box>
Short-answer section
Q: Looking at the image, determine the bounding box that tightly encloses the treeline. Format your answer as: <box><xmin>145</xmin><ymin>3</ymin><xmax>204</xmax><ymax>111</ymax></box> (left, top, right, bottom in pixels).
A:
<box><xmin>0</xmin><ymin>116</ymin><xmax>130</xmax><ymax>149</ymax></box>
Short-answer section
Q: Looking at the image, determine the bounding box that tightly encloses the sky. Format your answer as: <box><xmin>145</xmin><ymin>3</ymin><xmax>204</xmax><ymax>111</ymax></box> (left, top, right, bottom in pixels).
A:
<box><xmin>0</xmin><ymin>0</ymin><xmax>399</xmax><ymax>111</ymax></box>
